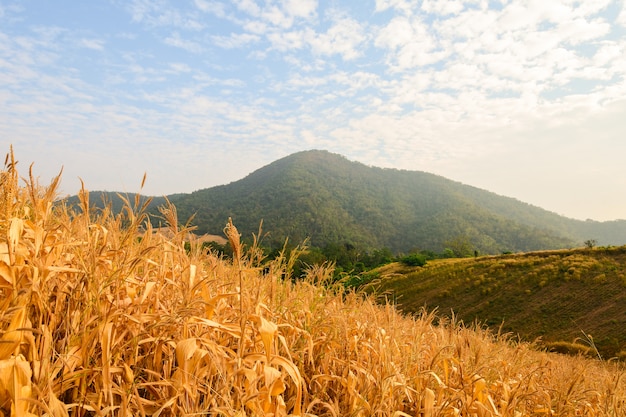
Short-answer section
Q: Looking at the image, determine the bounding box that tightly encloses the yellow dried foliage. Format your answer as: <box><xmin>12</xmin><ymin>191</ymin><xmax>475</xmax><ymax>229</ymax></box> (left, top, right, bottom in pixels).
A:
<box><xmin>0</xmin><ymin>148</ymin><xmax>625</xmax><ymax>416</ymax></box>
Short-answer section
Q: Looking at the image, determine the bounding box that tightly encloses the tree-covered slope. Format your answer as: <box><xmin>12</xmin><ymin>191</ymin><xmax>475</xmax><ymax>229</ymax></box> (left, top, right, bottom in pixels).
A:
<box><xmin>166</xmin><ymin>150</ymin><xmax>576</xmax><ymax>253</ymax></box>
<box><xmin>64</xmin><ymin>150</ymin><xmax>626</xmax><ymax>254</ymax></box>
<box><xmin>447</xmin><ymin>182</ymin><xmax>626</xmax><ymax>245</ymax></box>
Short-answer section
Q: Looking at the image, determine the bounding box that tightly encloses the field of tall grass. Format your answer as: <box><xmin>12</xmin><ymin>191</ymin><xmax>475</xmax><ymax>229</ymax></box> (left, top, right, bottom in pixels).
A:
<box><xmin>1</xmin><ymin>150</ymin><xmax>625</xmax><ymax>416</ymax></box>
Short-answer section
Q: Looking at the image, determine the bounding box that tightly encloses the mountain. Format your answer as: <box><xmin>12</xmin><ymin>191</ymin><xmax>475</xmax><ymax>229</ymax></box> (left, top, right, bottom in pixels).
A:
<box><xmin>66</xmin><ymin>150</ymin><xmax>626</xmax><ymax>254</ymax></box>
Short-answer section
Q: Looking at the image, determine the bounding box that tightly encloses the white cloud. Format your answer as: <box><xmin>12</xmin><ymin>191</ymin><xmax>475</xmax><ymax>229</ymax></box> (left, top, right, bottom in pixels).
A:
<box><xmin>211</xmin><ymin>32</ymin><xmax>260</xmax><ymax>48</ymax></box>
<box><xmin>267</xmin><ymin>29</ymin><xmax>308</xmax><ymax>51</ymax></box>
<box><xmin>283</xmin><ymin>73</ymin><xmax>328</xmax><ymax>89</ymax></box>
<box><xmin>558</xmin><ymin>17</ymin><xmax>611</xmax><ymax>44</ymax></box>
<box><xmin>334</xmin><ymin>71</ymin><xmax>380</xmax><ymax>90</ymax></box>
<box><xmin>80</xmin><ymin>38</ymin><xmax>105</xmax><ymax>50</ymax></box>
<box><xmin>308</xmin><ymin>17</ymin><xmax>366</xmax><ymax>60</ymax></box>
<box><xmin>234</xmin><ymin>0</ymin><xmax>262</xmax><ymax>17</ymax></box>
<box><xmin>374</xmin><ymin>0</ymin><xmax>414</xmax><ymax>14</ymax></box>
<box><xmin>192</xmin><ymin>73</ymin><xmax>246</xmax><ymax>88</ymax></box>
<box><xmin>127</xmin><ymin>0</ymin><xmax>205</xmax><ymax>30</ymax></box>
<box><xmin>281</xmin><ymin>70</ymin><xmax>380</xmax><ymax>97</ymax></box>
<box><xmin>167</xmin><ymin>62</ymin><xmax>192</xmax><ymax>73</ymax></box>
<box><xmin>164</xmin><ymin>32</ymin><xmax>204</xmax><ymax>53</ymax></box>
<box><xmin>375</xmin><ymin>16</ymin><xmax>447</xmax><ymax>70</ymax></box>
<box><xmin>593</xmin><ymin>42</ymin><xmax>624</xmax><ymax>66</ymax></box>
<box><xmin>375</xmin><ymin>16</ymin><xmax>414</xmax><ymax>49</ymax></box>
<box><xmin>243</xmin><ymin>19</ymin><xmax>270</xmax><ymax>34</ymax></box>
<box><xmin>421</xmin><ymin>0</ymin><xmax>466</xmax><ymax>16</ymax></box>
<box><xmin>261</xmin><ymin>5</ymin><xmax>291</xmax><ymax>28</ymax></box>
<box><xmin>281</xmin><ymin>54</ymin><xmax>326</xmax><ymax>72</ymax></box>
<box><xmin>263</xmin><ymin>13</ymin><xmax>367</xmax><ymax>62</ymax></box>
<box><xmin>282</xmin><ymin>0</ymin><xmax>317</xmax><ymax>19</ymax></box>
<box><xmin>573</xmin><ymin>0</ymin><xmax>613</xmax><ymax>18</ymax></box>
<box><xmin>437</xmin><ymin>8</ymin><xmax>499</xmax><ymax>41</ymax></box>
<box><xmin>194</xmin><ymin>0</ymin><xmax>227</xmax><ymax>17</ymax></box>
<box><xmin>127</xmin><ymin>0</ymin><xmax>155</xmax><ymax>23</ymax></box>
<box><xmin>618</xmin><ymin>3</ymin><xmax>626</xmax><ymax>27</ymax></box>
<box><xmin>234</xmin><ymin>0</ymin><xmax>316</xmax><ymax>30</ymax></box>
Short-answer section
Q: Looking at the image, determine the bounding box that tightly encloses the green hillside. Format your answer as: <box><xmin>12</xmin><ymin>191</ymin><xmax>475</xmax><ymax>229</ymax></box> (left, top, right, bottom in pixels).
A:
<box><xmin>368</xmin><ymin>246</ymin><xmax>626</xmax><ymax>358</ymax></box>
<box><xmin>64</xmin><ymin>150</ymin><xmax>626</xmax><ymax>255</ymax></box>
<box><xmin>159</xmin><ymin>150</ymin><xmax>579</xmax><ymax>253</ymax></box>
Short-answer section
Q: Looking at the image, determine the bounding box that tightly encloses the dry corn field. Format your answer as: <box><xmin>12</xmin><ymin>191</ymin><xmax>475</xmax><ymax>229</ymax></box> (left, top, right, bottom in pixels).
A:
<box><xmin>1</xmin><ymin>151</ymin><xmax>625</xmax><ymax>417</ymax></box>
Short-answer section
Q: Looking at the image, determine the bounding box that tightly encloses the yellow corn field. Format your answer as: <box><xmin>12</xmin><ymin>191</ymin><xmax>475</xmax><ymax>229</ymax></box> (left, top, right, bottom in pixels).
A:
<box><xmin>0</xmin><ymin>149</ymin><xmax>625</xmax><ymax>416</ymax></box>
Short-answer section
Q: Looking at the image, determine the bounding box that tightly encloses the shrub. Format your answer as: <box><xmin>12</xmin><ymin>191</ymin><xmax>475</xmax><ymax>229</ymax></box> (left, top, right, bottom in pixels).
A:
<box><xmin>400</xmin><ymin>253</ymin><xmax>428</xmax><ymax>266</ymax></box>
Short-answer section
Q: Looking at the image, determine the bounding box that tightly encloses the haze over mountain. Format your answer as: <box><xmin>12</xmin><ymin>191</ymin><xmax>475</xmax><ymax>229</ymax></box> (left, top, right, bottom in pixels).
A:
<box><xmin>73</xmin><ymin>150</ymin><xmax>626</xmax><ymax>254</ymax></box>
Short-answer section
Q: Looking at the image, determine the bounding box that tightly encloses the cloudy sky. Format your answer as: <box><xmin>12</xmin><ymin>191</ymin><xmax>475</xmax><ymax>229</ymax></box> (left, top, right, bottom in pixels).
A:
<box><xmin>2</xmin><ymin>0</ymin><xmax>625</xmax><ymax>221</ymax></box>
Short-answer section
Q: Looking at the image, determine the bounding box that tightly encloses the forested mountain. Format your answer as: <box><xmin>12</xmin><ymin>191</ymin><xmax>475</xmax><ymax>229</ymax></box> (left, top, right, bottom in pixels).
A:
<box><xmin>66</xmin><ymin>150</ymin><xmax>626</xmax><ymax>254</ymax></box>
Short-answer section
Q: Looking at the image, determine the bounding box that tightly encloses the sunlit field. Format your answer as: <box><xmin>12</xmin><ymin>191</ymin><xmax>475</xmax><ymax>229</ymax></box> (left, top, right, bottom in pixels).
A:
<box><xmin>1</xmin><ymin>150</ymin><xmax>625</xmax><ymax>416</ymax></box>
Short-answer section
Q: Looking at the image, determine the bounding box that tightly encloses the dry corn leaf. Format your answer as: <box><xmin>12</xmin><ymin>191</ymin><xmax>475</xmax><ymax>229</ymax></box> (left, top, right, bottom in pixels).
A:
<box><xmin>175</xmin><ymin>338</ymin><xmax>198</xmax><ymax>372</ymax></box>
<box><xmin>422</xmin><ymin>388</ymin><xmax>435</xmax><ymax>417</ymax></box>
<box><xmin>274</xmin><ymin>394</ymin><xmax>287</xmax><ymax>416</ymax></box>
<box><xmin>0</xmin><ymin>243</ymin><xmax>9</xmax><ymax>264</ymax></box>
<box><xmin>193</xmin><ymin>317</ymin><xmax>242</xmax><ymax>338</ymax></box>
<box><xmin>46</xmin><ymin>386</ymin><xmax>69</xmax><ymax>417</ymax></box>
<box><xmin>123</xmin><ymin>363</ymin><xmax>134</xmax><ymax>385</ymax></box>
<box><xmin>8</xmin><ymin>218</ymin><xmax>24</xmax><ymax>252</ymax></box>
<box><xmin>0</xmin><ymin>306</ymin><xmax>26</xmax><ymax>360</ymax></box>
<box><xmin>45</xmin><ymin>266</ymin><xmax>82</xmax><ymax>274</ymax></box>
<box><xmin>0</xmin><ymin>355</ymin><xmax>32</xmax><ymax>417</ymax></box>
<box><xmin>256</xmin><ymin>316</ymin><xmax>278</xmax><ymax>362</ymax></box>
<box><xmin>188</xmin><ymin>263</ymin><xmax>197</xmax><ymax>289</ymax></box>
<box><xmin>202</xmin><ymin>293</ymin><xmax>237</xmax><ymax>320</ymax></box>
<box><xmin>473</xmin><ymin>376</ymin><xmax>488</xmax><ymax>403</ymax></box>
<box><xmin>264</xmin><ymin>364</ymin><xmax>281</xmax><ymax>387</ymax></box>
<box><xmin>139</xmin><ymin>281</ymin><xmax>156</xmax><ymax>304</ymax></box>
<box><xmin>270</xmin><ymin>377</ymin><xmax>286</xmax><ymax>397</ymax></box>
<box><xmin>0</xmin><ymin>260</ymin><xmax>14</xmax><ymax>286</ymax></box>
<box><xmin>59</xmin><ymin>345</ymin><xmax>82</xmax><ymax>376</ymax></box>
<box><xmin>270</xmin><ymin>356</ymin><xmax>303</xmax><ymax>416</ymax></box>
<box><xmin>0</xmin><ymin>359</ymin><xmax>10</xmax><ymax>407</ymax></box>
<box><xmin>101</xmin><ymin>321</ymin><xmax>113</xmax><ymax>405</ymax></box>
<box><xmin>473</xmin><ymin>401</ymin><xmax>494</xmax><ymax>417</ymax></box>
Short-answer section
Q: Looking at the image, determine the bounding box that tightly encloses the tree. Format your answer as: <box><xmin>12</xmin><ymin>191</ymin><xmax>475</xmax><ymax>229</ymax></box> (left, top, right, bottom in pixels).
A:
<box><xmin>444</xmin><ymin>234</ymin><xmax>474</xmax><ymax>257</ymax></box>
<box><xmin>584</xmin><ymin>239</ymin><xmax>597</xmax><ymax>249</ymax></box>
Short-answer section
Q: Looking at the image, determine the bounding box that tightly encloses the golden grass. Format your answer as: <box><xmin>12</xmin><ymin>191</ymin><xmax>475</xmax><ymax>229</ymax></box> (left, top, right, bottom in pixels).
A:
<box><xmin>1</xmin><ymin>149</ymin><xmax>625</xmax><ymax>416</ymax></box>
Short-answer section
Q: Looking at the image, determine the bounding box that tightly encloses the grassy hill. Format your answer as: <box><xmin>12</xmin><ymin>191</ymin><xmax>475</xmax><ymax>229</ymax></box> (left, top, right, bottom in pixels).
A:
<box><xmin>368</xmin><ymin>246</ymin><xmax>626</xmax><ymax>358</ymax></box>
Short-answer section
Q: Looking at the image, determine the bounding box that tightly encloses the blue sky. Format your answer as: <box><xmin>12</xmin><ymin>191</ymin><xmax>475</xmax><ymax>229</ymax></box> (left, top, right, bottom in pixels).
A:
<box><xmin>2</xmin><ymin>0</ymin><xmax>625</xmax><ymax>221</ymax></box>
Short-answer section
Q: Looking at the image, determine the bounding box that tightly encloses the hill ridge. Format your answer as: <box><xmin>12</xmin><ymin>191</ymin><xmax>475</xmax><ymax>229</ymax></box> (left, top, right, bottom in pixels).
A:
<box><xmin>66</xmin><ymin>150</ymin><xmax>626</xmax><ymax>253</ymax></box>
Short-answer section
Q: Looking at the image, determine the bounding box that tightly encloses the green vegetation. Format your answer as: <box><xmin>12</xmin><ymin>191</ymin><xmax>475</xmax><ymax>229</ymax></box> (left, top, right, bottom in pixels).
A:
<box><xmin>369</xmin><ymin>246</ymin><xmax>626</xmax><ymax>359</ymax></box>
<box><xmin>399</xmin><ymin>253</ymin><xmax>428</xmax><ymax>266</ymax></box>
<box><xmin>68</xmin><ymin>150</ymin><xmax>626</xmax><ymax>262</ymax></box>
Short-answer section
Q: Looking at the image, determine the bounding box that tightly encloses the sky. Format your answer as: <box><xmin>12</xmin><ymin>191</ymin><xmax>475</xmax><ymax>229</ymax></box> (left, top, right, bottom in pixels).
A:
<box><xmin>1</xmin><ymin>0</ymin><xmax>625</xmax><ymax>221</ymax></box>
